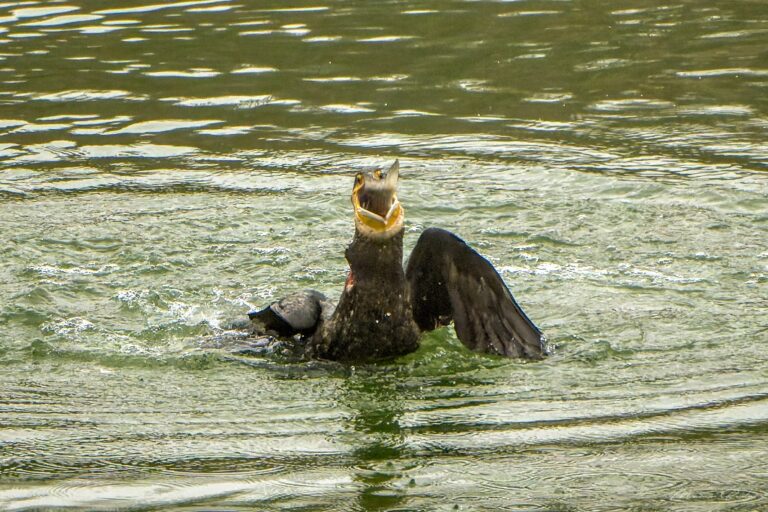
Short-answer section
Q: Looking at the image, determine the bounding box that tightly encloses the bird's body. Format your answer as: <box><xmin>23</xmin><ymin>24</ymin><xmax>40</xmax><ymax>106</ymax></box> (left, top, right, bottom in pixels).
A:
<box><xmin>310</xmin><ymin>229</ymin><xmax>420</xmax><ymax>360</ymax></box>
<box><xmin>249</xmin><ymin>161</ymin><xmax>546</xmax><ymax>363</ymax></box>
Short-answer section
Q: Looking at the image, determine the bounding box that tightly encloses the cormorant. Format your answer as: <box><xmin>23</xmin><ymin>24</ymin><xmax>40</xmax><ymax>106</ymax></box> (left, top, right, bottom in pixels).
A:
<box><xmin>248</xmin><ymin>161</ymin><xmax>546</xmax><ymax>362</ymax></box>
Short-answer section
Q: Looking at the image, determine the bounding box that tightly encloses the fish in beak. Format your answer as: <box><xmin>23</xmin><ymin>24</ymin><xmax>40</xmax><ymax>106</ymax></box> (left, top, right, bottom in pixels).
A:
<box><xmin>351</xmin><ymin>160</ymin><xmax>404</xmax><ymax>238</ymax></box>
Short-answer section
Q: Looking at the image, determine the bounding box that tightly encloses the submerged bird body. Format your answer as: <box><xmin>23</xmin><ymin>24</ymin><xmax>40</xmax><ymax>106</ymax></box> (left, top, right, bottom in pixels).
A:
<box><xmin>249</xmin><ymin>161</ymin><xmax>546</xmax><ymax>362</ymax></box>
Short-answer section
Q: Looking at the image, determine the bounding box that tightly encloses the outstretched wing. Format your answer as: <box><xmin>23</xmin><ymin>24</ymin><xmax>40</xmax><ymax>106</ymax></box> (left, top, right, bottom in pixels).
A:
<box><xmin>406</xmin><ymin>227</ymin><xmax>546</xmax><ymax>359</ymax></box>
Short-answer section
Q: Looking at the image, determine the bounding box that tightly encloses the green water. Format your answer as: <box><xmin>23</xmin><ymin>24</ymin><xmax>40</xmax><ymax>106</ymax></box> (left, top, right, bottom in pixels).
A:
<box><xmin>1</xmin><ymin>0</ymin><xmax>767</xmax><ymax>510</ymax></box>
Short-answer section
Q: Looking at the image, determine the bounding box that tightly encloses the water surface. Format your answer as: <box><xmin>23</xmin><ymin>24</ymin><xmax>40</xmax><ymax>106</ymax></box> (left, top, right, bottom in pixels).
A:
<box><xmin>1</xmin><ymin>0</ymin><xmax>767</xmax><ymax>510</ymax></box>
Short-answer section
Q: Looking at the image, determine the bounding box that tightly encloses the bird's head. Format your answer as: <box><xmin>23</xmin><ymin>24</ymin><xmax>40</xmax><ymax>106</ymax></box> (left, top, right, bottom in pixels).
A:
<box><xmin>351</xmin><ymin>160</ymin><xmax>404</xmax><ymax>239</ymax></box>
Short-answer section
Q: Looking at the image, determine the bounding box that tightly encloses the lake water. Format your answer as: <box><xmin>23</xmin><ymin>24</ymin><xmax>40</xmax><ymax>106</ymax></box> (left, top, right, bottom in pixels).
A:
<box><xmin>1</xmin><ymin>0</ymin><xmax>767</xmax><ymax>510</ymax></box>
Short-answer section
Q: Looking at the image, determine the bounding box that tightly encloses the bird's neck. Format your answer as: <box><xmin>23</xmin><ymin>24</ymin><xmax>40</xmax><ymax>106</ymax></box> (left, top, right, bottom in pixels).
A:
<box><xmin>344</xmin><ymin>228</ymin><xmax>405</xmax><ymax>284</ymax></box>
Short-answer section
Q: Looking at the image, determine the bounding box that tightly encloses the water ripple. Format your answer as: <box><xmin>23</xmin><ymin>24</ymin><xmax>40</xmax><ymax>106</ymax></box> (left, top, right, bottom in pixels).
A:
<box><xmin>94</xmin><ymin>0</ymin><xmax>230</xmax><ymax>16</ymax></box>
<box><xmin>2</xmin><ymin>1</ymin><xmax>768</xmax><ymax>510</ymax></box>
<box><xmin>106</xmin><ymin>119</ymin><xmax>222</xmax><ymax>135</ymax></box>
<box><xmin>17</xmin><ymin>14</ymin><xmax>104</xmax><ymax>28</ymax></box>
<box><xmin>11</xmin><ymin>6</ymin><xmax>81</xmax><ymax>19</ymax></box>
<box><xmin>30</xmin><ymin>90</ymin><xmax>146</xmax><ymax>102</ymax></box>
<box><xmin>166</xmin><ymin>95</ymin><xmax>273</xmax><ymax>108</ymax></box>
<box><xmin>676</xmin><ymin>68</ymin><xmax>768</xmax><ymax>78</ymax></box>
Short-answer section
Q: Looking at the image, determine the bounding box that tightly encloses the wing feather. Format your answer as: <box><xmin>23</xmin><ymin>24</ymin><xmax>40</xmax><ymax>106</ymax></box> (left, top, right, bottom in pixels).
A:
<box><xmin>406</xmin><ymin>227</ymin><xmax>546</xmax><ymax>359</ymax></box>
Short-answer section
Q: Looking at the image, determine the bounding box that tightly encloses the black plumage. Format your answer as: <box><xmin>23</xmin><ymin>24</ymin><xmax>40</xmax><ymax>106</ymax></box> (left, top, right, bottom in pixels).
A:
<box><xmin>248</xmin><ymin>162</ymin><xmax>546</xmax><ymax>362</ymax></box>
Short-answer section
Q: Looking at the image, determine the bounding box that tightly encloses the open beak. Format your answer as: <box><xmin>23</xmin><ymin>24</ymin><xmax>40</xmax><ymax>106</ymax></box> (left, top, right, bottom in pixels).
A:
<box><xmin>351</xmin><ymin>160</ymin><xmax>404</xmax><ymax>237</ymax></box>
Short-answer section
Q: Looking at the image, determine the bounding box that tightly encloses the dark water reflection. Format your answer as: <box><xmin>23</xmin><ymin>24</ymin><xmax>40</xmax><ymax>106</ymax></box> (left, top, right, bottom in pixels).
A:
<box><xmin>1</xmin><ymin>0</ymin><xmax>768</xmax><ymax>510</ymax></box>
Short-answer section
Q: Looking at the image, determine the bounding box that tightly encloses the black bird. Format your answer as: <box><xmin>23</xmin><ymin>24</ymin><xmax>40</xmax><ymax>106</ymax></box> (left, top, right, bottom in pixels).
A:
<box><xmin>248</xmin><ymin>161</ymin><xmax>546</xmax><ymax>362</ymax></box>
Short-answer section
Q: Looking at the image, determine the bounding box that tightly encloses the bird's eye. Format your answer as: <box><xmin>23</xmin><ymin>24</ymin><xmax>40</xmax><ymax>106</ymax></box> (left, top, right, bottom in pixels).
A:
<box><xmin>373</xmin><ymin>169</ymin><xmax>382</xmax><ymax>179</ymax></box>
